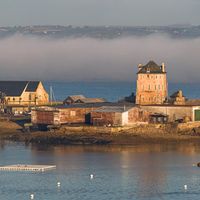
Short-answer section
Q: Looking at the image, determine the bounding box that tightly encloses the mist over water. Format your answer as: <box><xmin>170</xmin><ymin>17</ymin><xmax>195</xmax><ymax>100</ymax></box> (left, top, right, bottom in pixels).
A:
<box><xmin>0</xmin><ymin>34</ymin><xmax>200</xmax><ymax>82</ymax></box>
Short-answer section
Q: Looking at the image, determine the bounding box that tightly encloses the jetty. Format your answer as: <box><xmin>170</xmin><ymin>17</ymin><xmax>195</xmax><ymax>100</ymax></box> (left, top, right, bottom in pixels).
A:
<box><xmin>0</xmin><ymin>164</ymin><xmax>56</xmax><ymax>172</ymax></box>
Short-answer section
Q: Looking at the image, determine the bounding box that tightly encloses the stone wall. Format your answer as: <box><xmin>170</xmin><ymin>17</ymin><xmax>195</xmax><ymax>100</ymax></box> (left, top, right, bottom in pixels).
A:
<box><xmin>177</xmin><ymin>121</ymin><xmax>200</xmax><ymax>131</ymax></box>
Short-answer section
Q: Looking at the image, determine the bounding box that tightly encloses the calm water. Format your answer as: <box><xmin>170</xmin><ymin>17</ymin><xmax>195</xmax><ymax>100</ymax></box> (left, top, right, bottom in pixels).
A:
<box><xmin>1</xmin><ymin>142</ymin><xmax>200</xmax><ymax>200</ymax></box>
<box><xmin>44</xmin><ymin>81</ymin><xmax>200</xmax><ymax>102</ymax></box>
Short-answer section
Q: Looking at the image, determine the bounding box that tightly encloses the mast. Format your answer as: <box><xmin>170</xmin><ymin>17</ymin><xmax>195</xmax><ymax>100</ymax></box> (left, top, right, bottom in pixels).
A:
<box><xmin>49</xmin><ymin>86</ymin><xmax>57</xmax><ymax>106</ymax></box>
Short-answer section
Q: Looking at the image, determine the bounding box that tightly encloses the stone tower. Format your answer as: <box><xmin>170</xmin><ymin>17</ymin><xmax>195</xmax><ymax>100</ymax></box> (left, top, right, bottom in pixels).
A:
<box><xmin>136</xmin><ymin>61</ymin><xmax>168</xmax><ymax>105</ymax></box>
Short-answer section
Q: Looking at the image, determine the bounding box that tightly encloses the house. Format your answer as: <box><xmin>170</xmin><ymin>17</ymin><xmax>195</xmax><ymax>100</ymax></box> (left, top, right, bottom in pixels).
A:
<box><xmin>169</xmin><ymin>90</ymin><xmax>186</xmax><ymax>105</ymax></box>
<box><xmin>63</xmin><ymin>95</ymin><xmax>86</xmax><ymax>105</ymax></box>
<box><xmin>63</xmin><ymin>95</ymin><xmax>107</xmax><ymax>104</ymax></box>
<box><xmin>0</xmin><ymin>81</ymin><xmax>49</xmax><ymax>106</ymax></box>
<box><xmin>90</xmin><ymin>106</ymin><xmax>149</xmax><ymax>126</ymax></box>
<box><xmin>136</xmin><ymin>61</ymin><xmax>168</xmax><ymax>105</ymax></box>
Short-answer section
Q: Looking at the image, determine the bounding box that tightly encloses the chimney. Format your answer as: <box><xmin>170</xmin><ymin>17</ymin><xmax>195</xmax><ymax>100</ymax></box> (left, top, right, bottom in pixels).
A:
<box><xmin>178</xmin><ymin>90</ymin><xmax>183</xmax><ymax>97</ymax></box>
<box><xmin>138</xmin><ymin>64</ymin><xmax>142</xmax><ymax>72</ymax></box>
<box><xmin>161</xmin><ymin>62</ymin><xmax>165</xmax><ymax>72</ymax></box>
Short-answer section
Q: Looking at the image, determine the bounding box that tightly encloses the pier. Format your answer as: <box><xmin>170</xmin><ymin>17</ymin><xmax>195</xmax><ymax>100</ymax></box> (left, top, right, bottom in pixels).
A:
<box><xmin>0</xmin><ymin>164</ymin><xmax>56</xmax><ymax>172</ymax></box>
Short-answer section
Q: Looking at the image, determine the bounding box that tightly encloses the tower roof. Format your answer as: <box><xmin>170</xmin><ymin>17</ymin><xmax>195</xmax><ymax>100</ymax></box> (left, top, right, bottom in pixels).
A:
<box><xmin>137</xmin><ymin>61</ymin><xmax>166</xmax><ymax>74</ymax></box>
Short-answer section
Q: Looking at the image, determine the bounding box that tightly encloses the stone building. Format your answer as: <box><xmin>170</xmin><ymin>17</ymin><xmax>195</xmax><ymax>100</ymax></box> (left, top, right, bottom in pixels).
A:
<box><xmin>0</xmin><ymin>81</ymin><xmax>49</xmax><ymax>106</ymax></box>
<box><xmin>169</xmin><ymin>90</ymin><xmax>186</xmax><ymax>105</ymax></box>
<box><xmin>63</xmin><ymin>95</ymin><xmax>86</xmax><ymax>105</ymax></box>
<box><xmin>90</xmin><ymin>106</ymin><xmax>149</xmax><ymax>126</ymax></box>
<box><xmin>63</xmin><ymin>95</ymin><xmax>107</xmax><ymax>105</ymax></box>
<box><xmin>136</xmin><ymin>61</ymin><xmax>168</xmax><ymax>105</ymax></box>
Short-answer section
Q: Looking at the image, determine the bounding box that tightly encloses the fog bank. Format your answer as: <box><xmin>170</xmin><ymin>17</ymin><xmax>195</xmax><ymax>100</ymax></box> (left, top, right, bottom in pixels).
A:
<box><xmin>0</xmin><ymin>35</ymin><xmax>200</xmax><ymax>82</ymax></box>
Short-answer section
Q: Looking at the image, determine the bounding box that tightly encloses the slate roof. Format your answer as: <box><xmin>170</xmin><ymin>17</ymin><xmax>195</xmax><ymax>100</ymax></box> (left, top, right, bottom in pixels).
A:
<box><xmin>186</xmin><ymin>99</ymin><xmax>200</xmax><ymax>106</ymax></box>
<box><xmin>64</xmin><ymin>95</ymin><xmax>86</xmax><ymax>102</ymax></box>
<box><xmin>37</xmin><ymin>102</ymin><xmax>136</xmax><ymax>110</ymax></box>
<box><xmin>92</xmin><ymin>106</ymin><xmax>134</xmax><ymax>113</ymax></box>
<box><xmin>0</xmin><ymin>81</ymin><xmax>40</xmax><ymax>96</ymax></box>
<box><xmin>75</xmin><ymin>98</ymin><xmax>107</xmax><ymax>104</ymax></box>
<box><xmin>138</xmin><ymin>61</ymin><xmax>165</xmax><ymax>74</ymax></box>
<box><xmin>25</xmin><ymin>81</ymin><xmax>40</xmax><ymax>92</ymax></box>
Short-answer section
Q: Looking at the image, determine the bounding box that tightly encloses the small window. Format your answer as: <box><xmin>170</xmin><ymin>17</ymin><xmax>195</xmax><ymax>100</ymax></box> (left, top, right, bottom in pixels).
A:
<box><xmin>70</xmin><ymin>111</ymin><xmax>76</xmax><ymax>116</ymax></box>
<box><xmin>13</xmin><ymin>98</ymin><xmax>15</xmax><ymax>101</ymax></box>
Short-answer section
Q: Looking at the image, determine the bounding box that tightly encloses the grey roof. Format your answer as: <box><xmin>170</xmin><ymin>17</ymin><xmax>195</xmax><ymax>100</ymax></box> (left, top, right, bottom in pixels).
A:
<box><xmin>0</xmin><ymin>81</ymin><xmax>40</xmax><ymax>96</ymax></box>
<box><xmin>75</xmin><ymin>98</ymin><xmax>107</xmax><ymax>104</ymax></box>
<box><xmin>45</xmin><ymin>102</ymin><xmax>136</xmax><ymax>110</ymax></box>
<box><xmin>138</xmin><ymin>61</ymin><xmax>165</xmax><ymax>74</ymax></box>
<box><xmin>92</xmin><ymin>106</ymin><xmax>134</xmax><ymax>113</ymax></box>
<box><xmin>186</xmin><ymin>99</ymin><xmax>200</xmax><ymax>106</ymax></box>
<box><xmin>170</xmin><ymin>91</ymin><xmax>185</xmax><ymax>98</ymax></box>
<box><xmin>26</xmin><ymin>81</ymin><xmax>40</xmax><ymax>92</ymax></box>
<box><xmin>64</xmin><ymin>95</ymin><xmax>86</xmax><ymax>102</ymax></box>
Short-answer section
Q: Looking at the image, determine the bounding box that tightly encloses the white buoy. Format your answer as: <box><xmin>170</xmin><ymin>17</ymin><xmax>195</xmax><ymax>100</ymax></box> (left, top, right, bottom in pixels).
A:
<box><xmin>90</xmin><ymin>174</ymin><xmax>94</xmax><ymax>179</ymax></box>
<box><xmin>184</xmin><ymin>185</ymin><xmax>188</xmax><ymax>190</ymax></box>
<box><xmin>30</xmin><ymin>194</ymin><xmax>34</xmax><ymax>200</ymax></box>
<box><xmin>57</xmin><ymin>182</ymin><xmax>61</xmax><ymax>187</ymax></box>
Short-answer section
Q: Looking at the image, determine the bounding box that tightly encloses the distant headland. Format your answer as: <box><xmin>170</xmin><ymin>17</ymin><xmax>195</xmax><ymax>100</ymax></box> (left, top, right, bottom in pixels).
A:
<box><xmin>0</xmin><ymin>25</ymin><xmax>200</xmax><ymax>39</ymax></box>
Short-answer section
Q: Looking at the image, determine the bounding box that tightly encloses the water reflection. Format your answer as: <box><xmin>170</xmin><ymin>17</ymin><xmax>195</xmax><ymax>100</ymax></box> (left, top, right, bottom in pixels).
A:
<box><xmin>1</xmin><ymin>143</ymin><xmax>200</xmax><ymax>200</ymax></box>
<box><xmin>0</xmin><ymin>140</ymin><xmax>5</xmax><ymax>150</ymax></box>
<box><xmin>29</xmin><ymin>143</ymin><xmax>200</xmax><ymax>154</ymax></box>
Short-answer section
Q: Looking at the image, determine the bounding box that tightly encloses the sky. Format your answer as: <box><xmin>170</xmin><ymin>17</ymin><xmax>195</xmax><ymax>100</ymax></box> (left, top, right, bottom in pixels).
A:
<box><xmin>0</xmin><ymin>0</ymin><xmax>200</xmax><ymax>26</ymax></box>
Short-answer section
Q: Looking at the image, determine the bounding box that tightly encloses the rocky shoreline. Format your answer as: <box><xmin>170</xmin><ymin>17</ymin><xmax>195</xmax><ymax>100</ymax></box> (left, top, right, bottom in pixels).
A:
<box><xmin>1</xmin><ymin>121</ymin><xmax>200</xmax><ymax>145</ymax></box>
